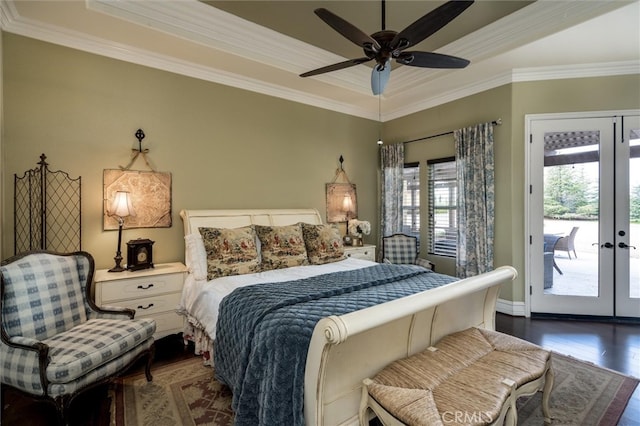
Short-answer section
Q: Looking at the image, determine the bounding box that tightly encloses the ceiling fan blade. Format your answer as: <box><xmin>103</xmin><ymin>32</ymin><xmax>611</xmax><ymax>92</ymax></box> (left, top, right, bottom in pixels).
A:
<box><xmin>391</xmin><ymin>1</ymin><xmax>474</xmax><ymax>51</ymax></box>
<box><xmin>371</xmin><ymin>60</ymin><xmax>391</xmax><ymax>95</ymax></box>
<box><xmin>315</xmin><ymin>8</ymin><xmax>381</xmax><ymax>51</ymax></box>
<box><xmin>300</xmin><ymin>57</ymin><xmax>372</xmax><ymax>78</ymax></box>
<box><xmin>396</xmin><ymin>51</ymin><xmax>470</xmax><ymax>69</ymax></box>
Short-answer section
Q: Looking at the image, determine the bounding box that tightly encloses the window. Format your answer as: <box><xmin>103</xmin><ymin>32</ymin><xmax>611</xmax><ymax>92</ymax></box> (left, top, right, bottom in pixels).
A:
<box><xmin>402</xmin><ymin>163</ymin><xmax>420</xmax><ymax>243</ymax></box>
<box><xmin>428</xmin><ymin>158</ymin><xmax>457</xmax><ymax>257</ymax></box>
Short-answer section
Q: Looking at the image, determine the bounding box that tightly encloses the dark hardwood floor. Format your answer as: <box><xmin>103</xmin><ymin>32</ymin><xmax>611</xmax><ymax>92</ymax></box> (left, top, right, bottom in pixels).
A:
<box><xmin>2</xmin><ymin>315</ymin><xmax>639</xmax><ymax>425</ymax></box>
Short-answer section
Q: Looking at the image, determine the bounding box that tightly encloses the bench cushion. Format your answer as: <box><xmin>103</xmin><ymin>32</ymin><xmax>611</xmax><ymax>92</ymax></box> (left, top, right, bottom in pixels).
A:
<box><xmin>367</xmin><ymin>327</ymin><xmax>550</xmax><ymax>426</ymax></box>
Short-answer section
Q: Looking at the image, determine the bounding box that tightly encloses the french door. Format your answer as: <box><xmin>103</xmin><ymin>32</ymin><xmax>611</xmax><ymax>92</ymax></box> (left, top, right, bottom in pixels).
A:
<box><xmin>528</xmin><ymin>112</ymin><xmax>640</xmax><ymax>318</ymax></box>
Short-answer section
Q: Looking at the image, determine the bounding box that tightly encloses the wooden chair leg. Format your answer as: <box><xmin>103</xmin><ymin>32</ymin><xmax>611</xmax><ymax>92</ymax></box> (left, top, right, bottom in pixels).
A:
<box><xmin>144</xmin><ymin>345</ymin><xmax>155</xmax><ymax>382</ymax></box>
<box><xmin>504</xmin><ymin>401</ymin><xmax>517</xmax><ymax>426</ymax></box>
<box><xmin>542</xmin><ymin>365</ymin><xmax>554</xmax><ymax>424</ymax></box>
<box><xmin>359</xmin><ymin>379</ymin><xmax>372</xmax><ymax>426</ymax></box>
<box><xmin>54</xmin><ymin>394</ymin><xmax>72</xmax><ymax>426</ymax></box>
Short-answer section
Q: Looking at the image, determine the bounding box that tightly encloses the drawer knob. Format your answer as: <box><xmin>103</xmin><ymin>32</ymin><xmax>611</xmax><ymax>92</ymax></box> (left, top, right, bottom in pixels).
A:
<box><xmin>364</xmin><ymin>251</ymin><xmax>368</xmax><ymax>255</ymax></box>
<box><xmin>137</xmin><ymin>303</ymin><xmax>154</xmax><ymax>310</ymax></box>
<box><xmin>137</xmin><ymin>283</ymin><xmax>154</xmax><ymax>290</ymax></box>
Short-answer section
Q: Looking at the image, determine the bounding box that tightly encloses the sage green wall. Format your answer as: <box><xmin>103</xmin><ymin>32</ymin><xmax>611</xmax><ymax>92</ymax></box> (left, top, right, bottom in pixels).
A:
<box><xmin>1</xmin><ymin>34</ymin><xmax>380</xmax><ymax>268</ymax></box>
<box><xmin>385</xmin><ymin>74</ymin><xmax>640</xmax><ymax>303</ymax></box>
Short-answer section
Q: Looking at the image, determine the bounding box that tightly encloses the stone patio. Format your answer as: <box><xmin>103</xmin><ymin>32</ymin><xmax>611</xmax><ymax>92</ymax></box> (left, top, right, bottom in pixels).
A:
<box><xmin>543</xmin><ymin>219</ymin><xmax>640</xmax><ymax>299</ymax></box>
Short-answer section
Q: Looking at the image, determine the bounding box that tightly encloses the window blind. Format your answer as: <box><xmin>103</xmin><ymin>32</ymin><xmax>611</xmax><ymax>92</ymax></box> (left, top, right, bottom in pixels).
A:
<box><xmin>428</xmin><ymin>158</ymin><xmax>457</xmax><ymax>257</ymax></box>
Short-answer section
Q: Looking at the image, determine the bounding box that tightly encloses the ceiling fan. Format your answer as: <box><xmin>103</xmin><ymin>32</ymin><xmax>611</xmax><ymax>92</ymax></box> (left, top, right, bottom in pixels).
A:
<box><xmin>300</xmin><ymin>0</ymin><xmax>474</xmax><ymax>95</ymax></box>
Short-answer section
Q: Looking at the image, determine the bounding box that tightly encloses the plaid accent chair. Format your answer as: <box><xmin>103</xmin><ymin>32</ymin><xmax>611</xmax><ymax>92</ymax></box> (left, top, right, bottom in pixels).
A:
<box><xmin>0</xmin><ymin>251</ymin><xmax>156</xmax><ymax>424</ymax></box>
<box><xmin>382</xmin><ymin>234</ymin><xmax>435</xmax><ymax>271</ymax></box>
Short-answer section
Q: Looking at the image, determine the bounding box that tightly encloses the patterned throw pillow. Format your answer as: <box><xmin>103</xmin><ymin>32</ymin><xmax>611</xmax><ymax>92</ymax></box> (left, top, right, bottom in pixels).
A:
<box><xmin>255</xmin><ymin>224</ymin><xmax>308</xmax><ymax>271</ymax></box>
<box><xmin>301</xmin><ymin>223</ymin><xmax>346</xmax><ymax>265</ymax></box>
<box><xmin>198</xmin><ymin>226</ymin><xmax>261</xmax><ymax>280</ymax></box>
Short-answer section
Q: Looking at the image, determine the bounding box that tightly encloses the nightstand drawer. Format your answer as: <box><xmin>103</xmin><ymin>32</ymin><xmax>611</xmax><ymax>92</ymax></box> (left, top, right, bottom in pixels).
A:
<box><xmin>99</xmin><ymin>273</ymin><xmax>183</xmax><ymax>303</ymax></box>
<box><xmin>112</xmin><ymin>292</ymin><xmax>181</xmax><ymax>316</ymax></box>
<box><xmin>344</xmin><ymin>244</ymin><xmax>376</xmax><ymax>261</ymax></box>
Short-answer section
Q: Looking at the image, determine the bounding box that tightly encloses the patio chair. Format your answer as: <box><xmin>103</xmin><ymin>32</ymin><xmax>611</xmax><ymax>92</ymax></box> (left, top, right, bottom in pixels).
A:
<box><xmin>555</xmin><ymin>227</ymin><xmax>579</xmax><ymax>259</ymax></box>
<box><xmin>382</xmin><ymin>233</ymin><xmax>434</xmax><ymax>271</ymax></box>
<box><xmin>0</xmin><ymin>250</ymin><xmax>156</xmax><ymax>424</ymax></box>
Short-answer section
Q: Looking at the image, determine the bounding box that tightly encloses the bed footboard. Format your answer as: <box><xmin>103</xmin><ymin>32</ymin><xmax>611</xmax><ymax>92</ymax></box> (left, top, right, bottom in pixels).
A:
<box><xmin>304</xmin><ymin>266</ymin><xmax>518</xmax><ymax>426</ymax></box>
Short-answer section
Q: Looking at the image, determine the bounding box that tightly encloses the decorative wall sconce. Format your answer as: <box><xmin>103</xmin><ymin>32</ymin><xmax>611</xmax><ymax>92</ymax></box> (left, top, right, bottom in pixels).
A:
<box><xmin>326</xmin><ymin>156</ymin><xmax>357</xmax><ymax>223</ymax></box>
<box><xmin>108</xmin><ymin>191</ymin><xmax>135</xmax><ymax>272</ymax></box>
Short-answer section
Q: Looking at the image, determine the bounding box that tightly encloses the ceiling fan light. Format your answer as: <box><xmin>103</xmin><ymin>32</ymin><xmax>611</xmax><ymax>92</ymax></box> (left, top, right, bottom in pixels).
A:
<box><xmin>371</xmin><ymin>60</ymin><xmax>391</xmax><ymax>95</ymax></box>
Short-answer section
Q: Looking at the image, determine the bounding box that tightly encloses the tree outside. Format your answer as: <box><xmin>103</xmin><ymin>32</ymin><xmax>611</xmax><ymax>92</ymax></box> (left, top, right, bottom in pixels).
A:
<box><xmin>545</xmin><ymin>163</ymin><xmax>640</xmax><ymax>223</ymax></box>
<box><xmin>544</xmin><ymin>164</ymin><xmax>598</xmax><ymax>219</ymax></box>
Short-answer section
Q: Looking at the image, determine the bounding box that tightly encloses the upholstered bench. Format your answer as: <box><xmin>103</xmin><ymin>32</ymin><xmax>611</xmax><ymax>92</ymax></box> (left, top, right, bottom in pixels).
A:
<box><xmin>359</xmin><ymin>327</ymin><xmax>553</xmax><ymax>426</ymax></box>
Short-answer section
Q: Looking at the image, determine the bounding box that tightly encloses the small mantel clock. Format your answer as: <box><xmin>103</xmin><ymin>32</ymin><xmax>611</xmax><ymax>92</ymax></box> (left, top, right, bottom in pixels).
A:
<box><xmin>126</xmin><ymin>238</ymin><xmax>154</xmax><ymax>271</ymax></box>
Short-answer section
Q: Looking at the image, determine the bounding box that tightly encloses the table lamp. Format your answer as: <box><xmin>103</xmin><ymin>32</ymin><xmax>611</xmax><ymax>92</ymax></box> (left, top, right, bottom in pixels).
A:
<box><xmin>109</xmin><ymin>191</ymin><xmax>135</xmax><ymax>272</ymax></box>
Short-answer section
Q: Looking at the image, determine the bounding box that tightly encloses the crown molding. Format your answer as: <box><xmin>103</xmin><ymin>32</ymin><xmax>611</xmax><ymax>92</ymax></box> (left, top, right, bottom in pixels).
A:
<box><xmin>512</xmin><ymin>60</ymin><xmax>640</xmax><ymax>82</ymax></box>
<box><xmin>386</xmin><ymin>59</ymin><xmax>639</xmax><ymax>121</ymax></box>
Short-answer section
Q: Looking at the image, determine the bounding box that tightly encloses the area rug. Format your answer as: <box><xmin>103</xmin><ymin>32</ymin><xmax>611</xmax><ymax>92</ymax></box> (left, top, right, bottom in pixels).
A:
<box><xmin>111</xmin><ymin>352</ymin><xmax>638</xmax><ymax>426</ymax></box>
<box><xmin>110</xmin><ymin>357</ymin><xmax>233</xmax><ymax>426</ymax></box>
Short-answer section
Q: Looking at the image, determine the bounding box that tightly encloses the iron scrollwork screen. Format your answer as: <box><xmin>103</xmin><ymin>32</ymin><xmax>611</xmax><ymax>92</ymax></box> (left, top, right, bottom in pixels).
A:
<box><xmin>14</xmin><ymin>154</ymin><xmax>81</xmax><ymax>254</ymax></box>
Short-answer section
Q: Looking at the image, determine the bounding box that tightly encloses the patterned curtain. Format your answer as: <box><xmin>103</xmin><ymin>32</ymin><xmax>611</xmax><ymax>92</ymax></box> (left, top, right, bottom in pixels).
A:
<box><xmin>454</xmin><ymin>123</ymin><xmax>495</xmax><ymax>278</ymax></box>
<box><xmin>379</xmin><ymin>143</ymin><xmax>404</xmax><ymax>260</ymax></box>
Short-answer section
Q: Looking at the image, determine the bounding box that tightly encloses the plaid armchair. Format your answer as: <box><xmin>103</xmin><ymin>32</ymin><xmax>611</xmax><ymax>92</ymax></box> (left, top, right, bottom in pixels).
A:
<box><xmin>382</xmin><ymin>234</ymin><xmax>435</xmax><ymax>271</ymax></box>
<box><xmin>0</xmin><ymin>251</ymin><xmax>156</xmax><ymax>424</ymax></box>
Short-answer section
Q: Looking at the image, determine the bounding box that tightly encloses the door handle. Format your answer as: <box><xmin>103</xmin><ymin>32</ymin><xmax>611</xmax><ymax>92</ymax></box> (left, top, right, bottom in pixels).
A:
<box><xmin>618</xmin><ymin>242</ymin><xmax>636</xmax><ymax>249</ymax></box>
<box><xmin>600</xmin><ymin>242</ymin><xmax>614</xmax><ymax>249</ymax></box>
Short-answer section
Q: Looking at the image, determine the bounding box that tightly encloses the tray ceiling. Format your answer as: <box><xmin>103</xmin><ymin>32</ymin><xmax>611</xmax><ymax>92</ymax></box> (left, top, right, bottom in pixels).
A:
<box><xmin>1</xmin><ymin>0</ymin><xmax>638</xmax><ymax>120</ymax></box>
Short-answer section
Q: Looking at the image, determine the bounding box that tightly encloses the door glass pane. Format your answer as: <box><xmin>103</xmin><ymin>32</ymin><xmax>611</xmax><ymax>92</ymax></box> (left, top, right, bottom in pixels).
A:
<box><xmin>542</xmin><ymin>130</ymin><xmax>599</xmax><ymax>296</ymax></box>
<box><xmin>629</xmin><ymin>128</ymin><xmax>640</xmax><ymax>299</ymax></box>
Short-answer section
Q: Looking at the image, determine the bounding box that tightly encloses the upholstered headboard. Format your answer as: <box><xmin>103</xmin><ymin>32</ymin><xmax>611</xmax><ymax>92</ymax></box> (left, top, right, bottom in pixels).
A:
<box><xmin>179</xmin><ymin>208</ymin><xmax>323</xmax><ymax>236</ymax></box>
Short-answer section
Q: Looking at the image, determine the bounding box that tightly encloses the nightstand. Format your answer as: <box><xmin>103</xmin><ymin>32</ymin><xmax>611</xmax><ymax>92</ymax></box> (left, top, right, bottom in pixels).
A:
<box><xmin>93</xmin><ymin>262</ymin><xmax>187</xmax><ymax>339</ymax></box>
<box><xmin>344</xmin><ymin>244</ymin><xmax>376</xmax><ymax>261</ymax></box>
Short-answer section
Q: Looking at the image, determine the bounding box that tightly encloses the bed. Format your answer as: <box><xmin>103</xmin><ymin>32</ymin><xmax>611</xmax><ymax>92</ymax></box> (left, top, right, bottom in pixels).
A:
<box><xmin>178</xmin><ymin>208</ymin><xmax>517</xmax><ymax>426</ymax></box>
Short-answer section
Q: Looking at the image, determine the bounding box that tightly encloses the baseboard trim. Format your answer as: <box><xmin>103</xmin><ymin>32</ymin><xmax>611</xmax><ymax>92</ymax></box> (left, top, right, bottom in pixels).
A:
<box><xmin>531</xmin><ymin>312</ymin><xmax>640</xmax><ymax>324</ymax></box>
<box><xmin>496</xmin><ymin>298</ymin><xmax>526</xmax><ymax>317</ymax></box>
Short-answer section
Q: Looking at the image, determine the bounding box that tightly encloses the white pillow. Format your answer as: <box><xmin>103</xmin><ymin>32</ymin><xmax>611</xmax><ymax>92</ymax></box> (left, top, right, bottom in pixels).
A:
<box><xmin>184</xmin><ymin>233</ymin><xmax>208</xmax><ymax>281</ymax></box>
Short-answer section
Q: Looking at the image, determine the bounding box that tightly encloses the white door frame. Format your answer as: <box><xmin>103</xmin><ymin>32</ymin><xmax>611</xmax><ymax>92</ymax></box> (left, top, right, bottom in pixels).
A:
<box><xmin>524</xmin><ymin>109</ymin><xmax>640</xmax><ymax>317</ymax></box>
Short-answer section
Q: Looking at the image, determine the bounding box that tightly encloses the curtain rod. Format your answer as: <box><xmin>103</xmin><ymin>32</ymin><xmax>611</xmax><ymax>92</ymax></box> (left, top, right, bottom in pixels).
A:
<box><xmin>403</xmin><ymin>118</ymin><xmax>502</xmax><ymax>145</ymax></box>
